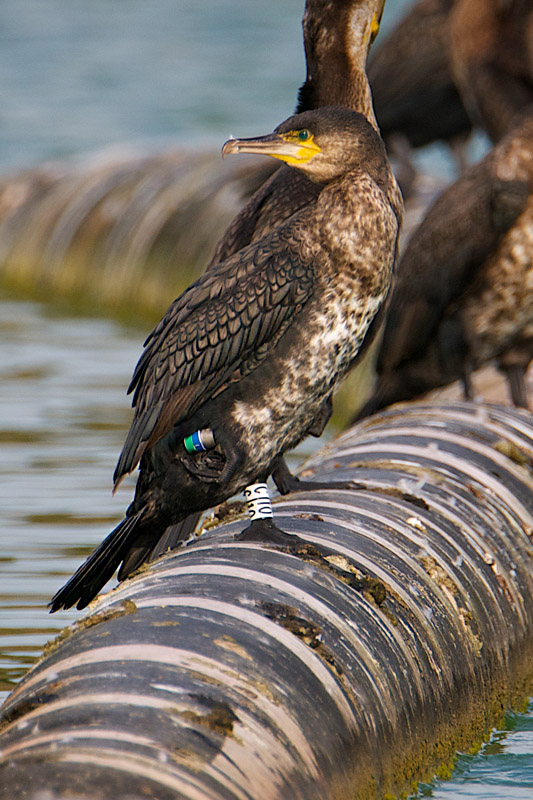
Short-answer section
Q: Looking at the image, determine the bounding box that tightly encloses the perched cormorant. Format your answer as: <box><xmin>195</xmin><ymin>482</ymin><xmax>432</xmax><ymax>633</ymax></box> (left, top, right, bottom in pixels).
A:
<box><xmin>356</xmin><ymin>110</ymin><xmax>533</xmax><ymax>418</ymax></box>
<box><xmin>50</xmin><ymin>106</ymin><xmax>400</xmax><ymax>611</ymax></box>
<box><xmin>368</xmin><ymin>0</ymin><xmax>472</xmax><ymax>160</ymax></box>
<box><xmin>203</xmin><ymin>0</ymin><xmax>401</xmax><ymax>498</ymax></box>
<box><xmin>449</xmin><ymin>0</ymin><xmax>533</xmax><ymax>143</ymax></box>
<box><xmin>151</xmin><ymin>0</ymin><xmax>401</xmax><ymax>551</ymax></box>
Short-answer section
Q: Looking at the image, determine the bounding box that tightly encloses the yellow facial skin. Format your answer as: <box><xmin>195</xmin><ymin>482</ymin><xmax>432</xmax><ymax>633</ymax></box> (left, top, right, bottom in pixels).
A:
<box><xmin>363</xmin><ymin>11</ymin><xmax>382</xmax><ymax>47</ymax></box>
<box><xmin>222</xmin><ymin>129</ymin><xmax>322</xmax><ymax>166</ymax></box>
<box><xmin>271</xmin><ymin>131</ymin><xmax>322</xmax><ymax>165</ymax></box>
<box><xmin>370</xmin><ymin>11</ymin><xmax>381</xmax><ymax>43</ymax></box>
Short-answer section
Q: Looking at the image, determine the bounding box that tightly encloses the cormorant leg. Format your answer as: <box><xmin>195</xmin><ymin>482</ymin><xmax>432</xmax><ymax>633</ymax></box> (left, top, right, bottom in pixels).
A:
<box><xmin>461</xmin><ymin>363</ymin><xmax>474</xmax><ymax>401</ymax></box>
<box><xmin>272</xmin><ymin>457</ymin><xmax>363</xmax><ymax>495</ymax></box>
<box><xmin>235</xmin><ymin>482</ymin><xmax>304</xmax><ymax>547</ymax></box>
<box><xmin>235</xmin><ymin>484</ymin><xmax>339</xmax><ymax>567</ymax></box>
<box><xmin>502</xmin><ymin>363</ymin><xmax>529</xmax><ymax>409</ymax></box>
<box><xmin>236</xmin><ymin>517</ymin><xmax>303</xmax><ymax>547</ymax></box>
<box><xmin>215</xmin><ymin>432</ymin><xmax>246</xmax><ymax>485</ymax></box>
<box><xmin>307</xmin><ymin>395</ymin><xmax>333</xmax><ymax>437</ymax></box>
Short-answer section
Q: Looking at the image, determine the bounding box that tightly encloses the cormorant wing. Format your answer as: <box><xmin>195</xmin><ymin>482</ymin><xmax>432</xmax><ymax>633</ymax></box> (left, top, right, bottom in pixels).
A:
<box><xmin>378</xmin><ymin>160</ymin><xmax>529</xmax><ymax>372</ymax></box>
<box><xmin>114</xmin><ymin>222</ymin><xmax>316</xmax><ymax>486</ymax></box>
<box><xmin>208</xmin><ymin>166</ymin><xmax>320</xmax><ymax>266</ymax></box>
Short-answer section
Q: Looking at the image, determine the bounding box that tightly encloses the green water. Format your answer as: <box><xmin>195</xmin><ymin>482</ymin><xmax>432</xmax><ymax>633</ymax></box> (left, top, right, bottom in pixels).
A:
<box><xmin>414</xmin><ymin>703</ymin><xmax>533</xmax><ymax>798</ymax></box>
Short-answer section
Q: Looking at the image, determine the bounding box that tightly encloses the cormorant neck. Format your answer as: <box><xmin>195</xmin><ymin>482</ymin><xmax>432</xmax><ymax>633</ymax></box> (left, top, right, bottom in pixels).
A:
<box><xmin>297</xmin><ymin>0</ymin><xmax>379</xmax><ymax>131</ymax></box>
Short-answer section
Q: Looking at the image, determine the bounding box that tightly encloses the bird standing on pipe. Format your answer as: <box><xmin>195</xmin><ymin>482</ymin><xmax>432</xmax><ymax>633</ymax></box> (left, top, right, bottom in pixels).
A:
<box><xmin>356</xmin><ymin>110</ymin><xmax>533</xmax><ymax>419</ymax></box>
<box><xmin>202</xmin><ymin>0</ymin><xmax>402</xmax><ymax>496</ymax></box>
<box><xmin>151</xmin><ymin>0</ymin><xmax>402</xmax><ymax>549</ymax></box>
<box><xmin>50</xmin><ymin>106</ymin><xmax>399</xmax><ymax>612</ymax></box>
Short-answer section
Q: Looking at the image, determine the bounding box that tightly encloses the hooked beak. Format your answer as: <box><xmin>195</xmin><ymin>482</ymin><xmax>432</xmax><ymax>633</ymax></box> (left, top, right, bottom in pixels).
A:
<box><xmin>222</xmin><ymin>133</ymin><xmax>292</xmax><ymax>158</ymax></box>
<box><xmin>222</xmin><ymin>132</ymin><xmax>321</xmax><ymax>165</ymax></box>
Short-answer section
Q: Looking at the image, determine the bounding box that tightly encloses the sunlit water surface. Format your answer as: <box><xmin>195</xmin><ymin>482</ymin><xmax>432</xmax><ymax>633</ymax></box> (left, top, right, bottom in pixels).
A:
<box><xmin>0</xmin><ymin>0</ymin><xmax>531</xmax><ymax>796</ymax></box>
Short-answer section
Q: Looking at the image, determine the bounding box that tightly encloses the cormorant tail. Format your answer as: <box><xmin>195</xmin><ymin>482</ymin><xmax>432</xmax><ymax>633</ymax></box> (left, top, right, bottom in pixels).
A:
<box><xmin>49</xmin><ymin>511</ymin><xmax>144</xmax><ymax>613</ymax></box>
<box><xmin>116</xmin><ymin>512</ymin><xmax>202</xmax><ymax>580</ymax></box>
<box><xmin>149</xmin><ymin>513</ymin><xmax>203</xmax><ymax>562</ymax></box>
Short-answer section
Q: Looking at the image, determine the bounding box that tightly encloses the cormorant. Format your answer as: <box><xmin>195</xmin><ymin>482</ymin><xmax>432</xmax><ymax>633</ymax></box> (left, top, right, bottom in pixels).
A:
<box><xmin>356</xmin><ymin>110</ymin><xmax>532</xmax><ymax>418</ymax></box>
<box><xmin>368</xmin><ymin>0</ymin><xmax>472</xmax><ymax>165</ymax></box>
<box><xmin>50</xmin><ymin>106</ymin><xmax>400</xmax><ymax>612</ymax></box>
<box><xmin>449</xmin><ymin>0</ymin><xmax>533</xmax><ymax>143</ymax></box>
<box><xmin>153</xmin><ymin>0</ymin><xmax>401</xmax><ymax>551</ymax></box>
<box><xmin>207</xmin><ymin>0</ymin><xmax>401</xmax><ymax>486</ymax></box>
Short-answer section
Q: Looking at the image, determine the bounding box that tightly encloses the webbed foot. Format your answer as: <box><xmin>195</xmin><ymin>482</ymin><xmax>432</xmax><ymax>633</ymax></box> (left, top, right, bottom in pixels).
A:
<box><xmin>235</xmin><ymin>518</ymin><xmax>336</xmax><ymax>563</ymax></box>
<box><xmin>235</xmin><ymin>517</ymin><xmax>302</xmax><ymax>546</ymax></box>
<box><xmin>272</xmin><ymin>458</ymin><xmax>363</xmax><ymax>495</ymax></box>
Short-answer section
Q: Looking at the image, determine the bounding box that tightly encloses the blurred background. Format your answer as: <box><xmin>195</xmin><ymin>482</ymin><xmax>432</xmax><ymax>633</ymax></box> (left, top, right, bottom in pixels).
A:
<box><xmin>0</xmin><ymin>2</ymin><xmax>531</xmax><ymax>797</ymax></box>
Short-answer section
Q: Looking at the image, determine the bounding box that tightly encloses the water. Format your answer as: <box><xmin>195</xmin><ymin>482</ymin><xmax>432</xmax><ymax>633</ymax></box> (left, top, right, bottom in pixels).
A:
<box><xmin>414</xmin><ymin>703</ymin><xmax>533</xmax><ymax>799</ymax></box>
<box><xmin>0</xmin><ymin>298</ymin><xmax>140</xmax><ymax>694</ymax></box>
<box><xmin>0</xmin><ymin>0</ymin><xmax>306</xmax><ymax>169</ymax></box>
<box><xmin>0</xmin><ymin>0</ymin><xmax>531</xmax><ymax>796</ymax></box>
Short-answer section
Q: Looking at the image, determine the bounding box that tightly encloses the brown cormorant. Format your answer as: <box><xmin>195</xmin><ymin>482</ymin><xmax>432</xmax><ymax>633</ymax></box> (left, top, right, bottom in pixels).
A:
<box><xmin>209</xmin><ymin>0</ymin><xmax>397</xmax><ymax>269</ymax></box>
<box><xmin>368</xmin><ymin>0</ymin><xmax>472</xmax><ymax>162</ymax></box>
<box><xmin>152</xmin><ymin>0</ymin><xmax>401</xmax><ymax>552</ymax></box>
<box><xmin>50</xmin><ymin>106</ymin><xmax>400</xmax><ymax>611</ymax></box>
<box><xmin>356</xmin><ymin>110</ymin><xmax>532</xmax><ymax>418</ymax></box>
<box><xmin>206</xmin><ymin>0</ymin><xmax>401</xmax><ymax>491</ymax></box>
<box><xmin>449</xmin><ymin>0</ymin><xmax>533</xmax><ymax>143</ymax></box>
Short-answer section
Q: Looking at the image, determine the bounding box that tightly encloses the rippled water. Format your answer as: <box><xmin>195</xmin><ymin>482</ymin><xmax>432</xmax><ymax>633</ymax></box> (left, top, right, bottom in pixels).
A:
<box><xmin>0</xmin><ymin>0</ymin><xmax>532</xmax><ymax>796</ymax></box>
<box><xmin>414</xmin><ymin>703</ymin><xmax>533</xmax><ymax>799</ymax></box>
<box><xmin>0</xmin><ymin>0</ymin><xmax>306</xmax><ymax>169</ymax></box>
<box><xmin>0</xmin><ymin>298</ymin><xmax>140</xmax><ymax>695</ymax></box>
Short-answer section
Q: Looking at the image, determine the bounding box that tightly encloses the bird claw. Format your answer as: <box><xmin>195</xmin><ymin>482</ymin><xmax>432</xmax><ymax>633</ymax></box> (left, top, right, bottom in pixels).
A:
<box><xmin>235</xmin><ymin>518</ymin><xmax>303</xmax><ymax>547</ymax></box>
<box><xmin>235</xmin><ymin>519</ymin><xmax>337</xmax><ymax>563</ymax></box>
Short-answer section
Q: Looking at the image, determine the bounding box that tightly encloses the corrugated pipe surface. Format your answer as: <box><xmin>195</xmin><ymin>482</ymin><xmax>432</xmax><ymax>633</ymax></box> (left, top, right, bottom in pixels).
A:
<box><xmin>0</xmin><ymin>402</ymin><xmax>532</xmax><ymax>800</ymax></box>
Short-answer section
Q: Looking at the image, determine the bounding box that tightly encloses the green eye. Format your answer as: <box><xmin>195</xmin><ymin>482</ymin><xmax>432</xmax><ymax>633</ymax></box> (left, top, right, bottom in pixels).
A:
<box><xmin>298</xmin><ymin>129</ymin><xmax>310</xmax><ymax>142</ymax></box>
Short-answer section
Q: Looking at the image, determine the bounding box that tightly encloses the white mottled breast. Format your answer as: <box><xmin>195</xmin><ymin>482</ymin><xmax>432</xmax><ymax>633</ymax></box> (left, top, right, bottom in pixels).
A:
<box><xmin>231</xmin><ymin>170</ymin><xmax>399</xmax><ymax>480</ymax></box>
<box><xmin>463</xmin><ymin>198</ymin><xmax>533</xmax><ymax>361</ymax></box>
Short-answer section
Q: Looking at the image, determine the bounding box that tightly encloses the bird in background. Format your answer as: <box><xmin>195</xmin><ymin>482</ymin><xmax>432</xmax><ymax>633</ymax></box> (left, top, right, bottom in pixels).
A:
<box><xmin>356</xmin><ymin>109</ymin><xmax>532</xmax><ymax>419</ymax></box>
<box><xmin>368</xmin><ymin>0</ymin><xmax>533</xmax><ymax>195</ymax></box>
<box><xmin>50</xmin><ymin>106</ymin><xmax>400</xmax><ymax>612</ymax></box>
<box><xmin>368</xmin><ymin>0</ymin><xmax>472</xmax><ymax>182</ymax></box>
<box><xmin>449</xmin><ymin>0</ymin><xmax>533</xmax><ymax>144</ymax></box>
<box><xmin>355</xmin><ymin>0</ymin><xmax>533</xmax><ymax>418</ymax></box>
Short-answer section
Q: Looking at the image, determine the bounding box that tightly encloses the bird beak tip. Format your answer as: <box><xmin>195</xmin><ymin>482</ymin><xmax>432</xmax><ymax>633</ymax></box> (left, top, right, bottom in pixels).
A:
<box><xmin>221</xmin><ymin>137</ymin><xmax>237</xmax><ymax>159</ymax></box>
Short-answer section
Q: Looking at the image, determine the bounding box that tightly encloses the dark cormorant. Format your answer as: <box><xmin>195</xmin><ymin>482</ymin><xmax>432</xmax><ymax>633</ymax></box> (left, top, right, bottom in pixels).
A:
<box><xmin>202</xmin><ymin>0</ymin><xmax>402</xmax><ymax>499</ymax></box>
<box><xmin>368</xmin><ymin>0</ymin><xmax>472</xmax><ymax>161</ymax></box>
<box><xmin>356</xmin><ymin>110</ymin><xmax>533</xmax><ymax>418</ymax></box>
<box><xmin>152</xmin><ymin>0</ymin><xmax>401</xmax><ymax>552</ymax></box>
<box><xmin>50</xmin><ymin>106</ymin><xmax>400</xmax><ymax>611</ymax></box>
<box><xmin>449</xmin><ymin>0</ymin><xmax>533</xmax><ymax>143</ymax></box>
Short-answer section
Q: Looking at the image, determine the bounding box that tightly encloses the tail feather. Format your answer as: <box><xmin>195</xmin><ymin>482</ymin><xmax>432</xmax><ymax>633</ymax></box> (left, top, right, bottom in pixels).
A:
<box><xmin>149</xmin><ymin>513</ymin><xmax>203</xmax><ymax>562</ymax></box>
<box><xmin>117</xmin><ymin>512</ymin><xmax>202</xmax><ymax>580</ymax></box>
<box><xmin>49</xmin><ymin>511</ymin><xmax>144</xmax><ymax>612</ymax></box>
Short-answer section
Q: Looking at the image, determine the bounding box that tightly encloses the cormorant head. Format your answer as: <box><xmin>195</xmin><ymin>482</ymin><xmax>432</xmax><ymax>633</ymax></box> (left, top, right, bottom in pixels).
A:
<box><xmin>222</xmin><ymin>106</ymin><xmax>388</xmax><ymax>185</ymax></box>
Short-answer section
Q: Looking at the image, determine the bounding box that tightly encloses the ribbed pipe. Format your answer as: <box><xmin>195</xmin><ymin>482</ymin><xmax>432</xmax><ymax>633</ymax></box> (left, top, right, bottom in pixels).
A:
<box><xmin>0</xmin><ymin>402</ymin><xmax>532</xmax><ymax>800</ymax></box>
<box><xmin>0</xmin><ymin>152</ymin><xmax>275</xmax><ymax>322</ymax></box>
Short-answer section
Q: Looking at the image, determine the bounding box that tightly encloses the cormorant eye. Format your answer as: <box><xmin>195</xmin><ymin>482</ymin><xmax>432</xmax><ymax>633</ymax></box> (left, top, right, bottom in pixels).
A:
<box><xmin>298</xmin><ymin>129</ymin><xmax>311</xmax><ymax>142</ymax></box>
